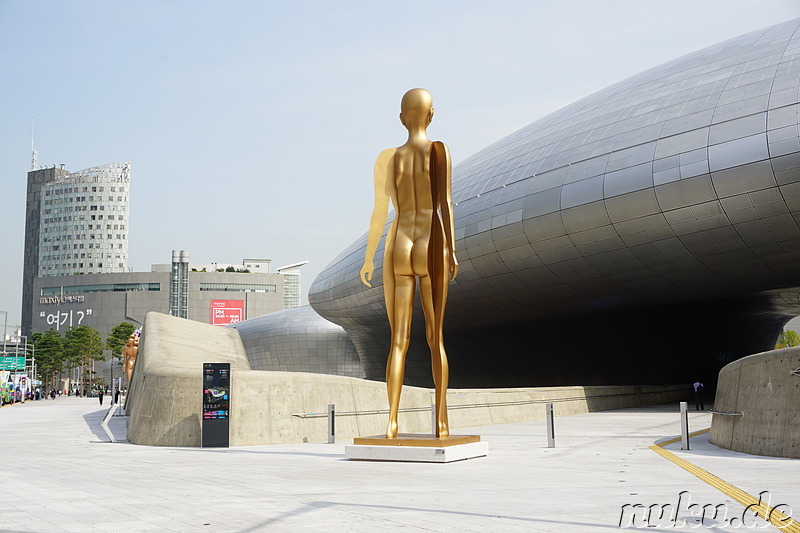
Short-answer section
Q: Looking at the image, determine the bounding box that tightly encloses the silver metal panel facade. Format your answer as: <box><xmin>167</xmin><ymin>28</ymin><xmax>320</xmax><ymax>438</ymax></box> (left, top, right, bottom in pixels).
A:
<box><xmin>230</xmin><ymin>306</ymin><xmax>364</xmax><ymax>378</ymax></box>
<box><xmin>309</xmin><ymin>19</ymin><xmax>800</xmax><ymax>388</ymax></box>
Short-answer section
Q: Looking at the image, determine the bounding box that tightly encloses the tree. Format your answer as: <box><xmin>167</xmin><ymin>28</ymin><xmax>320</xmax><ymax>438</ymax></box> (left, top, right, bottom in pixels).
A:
<box><xmin>225</xmin><ymin>265</ymin><xmax>236</xmax><ymax>272</ymax></box>
<box><xmin>106</xmin><ymin>322</ymin><xmax>136</xmax><ymax>363</ymax></box>
<box><xmin>106</xmin><ymin>322</ymin><xmax>136</xmax><ymax>386</ymax></box>
<box><xmin>64</xmin><ymin>325</ymin><xmax>105</xmax><ymax>392</ymax></box>
<box><xmin>776</xmin><ymin>330</ymin><xmax>800</xmax><ymax>349</ymax></box>
<box><xmin>30</xmin><ymin>329</ymin><xmax>64</xmax><ymax>391</ymax></box>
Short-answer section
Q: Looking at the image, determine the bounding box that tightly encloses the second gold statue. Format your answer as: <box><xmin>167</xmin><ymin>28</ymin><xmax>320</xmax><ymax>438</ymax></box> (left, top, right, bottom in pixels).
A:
<box><xmin>360</xmin><ymin>88</ymin><xmax>458</xmax><ymax>439</ymax></box>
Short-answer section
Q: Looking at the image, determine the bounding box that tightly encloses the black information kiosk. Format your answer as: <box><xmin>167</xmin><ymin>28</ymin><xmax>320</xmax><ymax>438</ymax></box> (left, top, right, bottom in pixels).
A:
<box><xmin>201</xmin><ymin>362</ymin><xmax>231</xmax><ymax>447</ymax></box>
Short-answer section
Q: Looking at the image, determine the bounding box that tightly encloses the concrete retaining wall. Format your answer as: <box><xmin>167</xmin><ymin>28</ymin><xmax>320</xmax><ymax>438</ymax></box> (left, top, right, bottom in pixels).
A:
<box><xmin>710</xmin><ymin>347</ymin><xmax>800</xmax><ymax>458</ymax></box>
<box><xmin>234</xmin><ymin>379</ymin><xmax>687</xmax><ymax>446</ymax></box>
<box><xmin>126</xmin><ymin>312</ymin><xmax>252</xmax><ymax>446</ymax></box>
<box><xmin>127</xmin><ymin>312</ymin><xmax>688</xmax><ymax>446</ymax></box>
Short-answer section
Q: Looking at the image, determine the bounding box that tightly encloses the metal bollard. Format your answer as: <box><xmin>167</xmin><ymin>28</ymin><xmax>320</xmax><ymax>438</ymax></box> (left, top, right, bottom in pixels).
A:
<box><xmin>680</xmin><ymin>401</ymin><xmax>689</xmax><ymax>450</ymax></box>
<box><xmin>327</xmin><ymin>403</ymin><xmax>335</xmax><ymax>444</ymax></box>
<box><xmin>546</xmin><ymin>402</ymin><xmax>555</xmax><ymax>448</ymax></box>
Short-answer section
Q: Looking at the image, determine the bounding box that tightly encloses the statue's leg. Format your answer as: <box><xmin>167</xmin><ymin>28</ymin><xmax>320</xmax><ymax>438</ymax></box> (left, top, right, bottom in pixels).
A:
<box><xmin>435</xmin><ymin>273</ymin><xmax>450</xmax><ymax>438</ymax></box>
<box><xmin>383</xmin><ymin>228</ymin><xmax>396</xmax><ymax>384</ymax></box>
<box><xmin>386</xmin><ymin>274</ymin><xmax>415</xmax><ymax>438</ymax></box>
<box><xmin>419</xmin><ymin>274</ymin><xmax>449</xmax><ymax>437</ymax></box>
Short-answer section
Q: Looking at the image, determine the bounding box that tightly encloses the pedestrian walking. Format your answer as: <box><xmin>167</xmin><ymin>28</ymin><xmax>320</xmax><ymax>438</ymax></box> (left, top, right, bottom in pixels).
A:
<box><xmin>98</xmin><ymin>389</ymin><xmax>104</xmax><ymax>406</ymax></box>
<box><xmin>693</xmin><ymin>380</ymin><xmax>705</xmax><ymax>410</ymax></box>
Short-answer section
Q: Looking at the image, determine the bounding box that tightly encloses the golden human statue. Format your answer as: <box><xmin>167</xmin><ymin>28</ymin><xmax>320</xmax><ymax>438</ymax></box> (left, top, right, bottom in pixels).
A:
<box><xmin>360</xmin><ymin>88</ymin><xmax>458</xmax><ymax>439</ymax></box>
<box><xmin>123</xmin><ymin>333</ymin><xmax>139</xmax><ymax>383</ymax></box>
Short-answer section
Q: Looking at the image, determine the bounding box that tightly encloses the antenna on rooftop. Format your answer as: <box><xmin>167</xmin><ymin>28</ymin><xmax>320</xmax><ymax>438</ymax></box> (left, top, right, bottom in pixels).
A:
<box><xmin>30</xmin><ymin>119</ymin><xmax>38</xmax><ymax>171</ymax></box>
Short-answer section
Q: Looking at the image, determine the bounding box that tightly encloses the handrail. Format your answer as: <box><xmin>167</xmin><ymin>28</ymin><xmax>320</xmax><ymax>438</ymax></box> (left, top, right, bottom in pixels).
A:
<box><xmin>291</xmin><ymin>388</ymin><xmax>684</xmax><ymax>419</ymax></box>
<box><xmin>100</xmin><ymin>401</ymin><xmax>119</xmax><ymax>442</ymax></box>
<box><xmin>709</xmin><ymin>409</ymin><xmax>743</xmax><ymax>417</ymax></box>
<box><xmin>293</xmin><ymin>405</ymin><xmax>429</xmax><ymax>419</ymax></box>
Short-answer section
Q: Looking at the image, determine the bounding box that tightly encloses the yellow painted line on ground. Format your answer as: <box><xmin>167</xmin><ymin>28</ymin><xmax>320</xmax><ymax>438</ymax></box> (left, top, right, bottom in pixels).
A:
<box><xmin>650</xmin><ymin>428</ymin><xmax>799</xmax><ymax>532</ymax></box>
<box><xmin>655</xmin><ymin>428</ymin><xmax>710</xmax><ymax>447</ymax></box>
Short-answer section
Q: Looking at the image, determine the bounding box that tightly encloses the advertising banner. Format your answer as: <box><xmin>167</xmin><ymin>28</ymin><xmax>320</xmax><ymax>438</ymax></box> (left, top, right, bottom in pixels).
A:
<box><xmin>210</xmin><ymin>300</ymin><xmax>245</xmax><ymax>326</ymax></box>
<box><xmin>202</xmin><ymin>363</ymin><xmax>231</xmax><ymax>447</ymax></box>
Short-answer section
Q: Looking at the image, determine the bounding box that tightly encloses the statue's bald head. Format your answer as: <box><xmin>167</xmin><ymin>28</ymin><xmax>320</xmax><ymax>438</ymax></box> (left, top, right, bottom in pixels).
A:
<box><xmin>400</xmin><ymin>88</ymin><xmax>434</xmax><ymax>130</ymax></box>
<box><xmin>401</xmin><ymin>88</ymin><xmax>432</xmax><ymax>113</ymax></box>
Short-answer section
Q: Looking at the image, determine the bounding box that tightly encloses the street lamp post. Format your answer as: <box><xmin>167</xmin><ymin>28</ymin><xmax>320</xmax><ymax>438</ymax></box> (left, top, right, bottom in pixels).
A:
<box><xmin>0</xmin><ymin>310</ymin><xmax>8</xmax><ymax>356</ymax></box>
<box><xmin>15</xmin><ymin>332</ymin><xmax>28</xmax><ymax>402</ymax></box>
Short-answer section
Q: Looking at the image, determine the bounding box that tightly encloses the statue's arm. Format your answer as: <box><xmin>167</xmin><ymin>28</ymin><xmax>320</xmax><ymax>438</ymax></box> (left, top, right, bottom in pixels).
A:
<box><xmin>360</xmin><ymin>148</ymin><xmax>395</xmax><ymax>287</ymax></box>
<box><xmin>434</xmin><ymin>141</ymin><xmax>458</xmax><ymax>281</ymax></box>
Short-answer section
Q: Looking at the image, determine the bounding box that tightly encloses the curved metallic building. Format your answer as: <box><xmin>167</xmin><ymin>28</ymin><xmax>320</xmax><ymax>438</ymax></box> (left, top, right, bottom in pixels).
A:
<box><xmin>231</xmin><ymin>306</ymin><xmax>364</xmax><ymax>378</ymax></box>
<box><xmin>310</xmin><ymin>19</ymin><xmax>800</xmax><ymax>388</ymax></box>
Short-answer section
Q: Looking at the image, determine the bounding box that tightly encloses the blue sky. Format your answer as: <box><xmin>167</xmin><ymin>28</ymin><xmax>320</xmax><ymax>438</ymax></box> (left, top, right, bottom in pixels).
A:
<box><xmin>1</xmin><ymin>1</ymin><xmax>798</xmax><ymax>328</ymax></box>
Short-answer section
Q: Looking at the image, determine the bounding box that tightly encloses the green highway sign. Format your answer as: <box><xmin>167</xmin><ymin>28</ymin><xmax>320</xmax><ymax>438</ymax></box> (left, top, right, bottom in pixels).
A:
<box><xmin>0</xmin><ymin>357</ymin><xmax>26</xmax><ymax>371</ymax></box>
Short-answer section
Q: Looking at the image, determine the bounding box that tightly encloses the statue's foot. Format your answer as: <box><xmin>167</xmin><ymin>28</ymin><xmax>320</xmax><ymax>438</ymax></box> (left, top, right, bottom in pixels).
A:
<box><xmin>438</xmin><ymin>421</ymin><xmax>449</xmax><ymax>438</ymax></box>
<box><xmin>386</xmin><ymin>420</ymin><xmax>398</xmax><ymax>439</ymax></box>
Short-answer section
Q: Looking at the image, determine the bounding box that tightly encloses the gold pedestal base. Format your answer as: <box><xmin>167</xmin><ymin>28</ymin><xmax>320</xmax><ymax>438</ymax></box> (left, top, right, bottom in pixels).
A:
<box><xmin>353</xmin><ymin>434</ymin><xmax>481</xmax><ymax>447</ymax></box>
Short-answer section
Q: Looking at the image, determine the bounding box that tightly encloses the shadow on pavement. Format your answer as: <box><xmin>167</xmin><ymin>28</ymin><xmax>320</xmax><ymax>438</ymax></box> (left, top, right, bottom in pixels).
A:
<box><xmin>235</xmin><ymin>500</ymin><xmax>628</xmax><ymax>532</ymax></box>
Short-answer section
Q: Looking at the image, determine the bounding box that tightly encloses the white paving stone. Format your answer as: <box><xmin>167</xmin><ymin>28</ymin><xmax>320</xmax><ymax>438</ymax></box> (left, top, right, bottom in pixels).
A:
<box><xmin>0</xmin><ymin>396</ymin><xmax>797</xmax><ymax>532</ymax></box>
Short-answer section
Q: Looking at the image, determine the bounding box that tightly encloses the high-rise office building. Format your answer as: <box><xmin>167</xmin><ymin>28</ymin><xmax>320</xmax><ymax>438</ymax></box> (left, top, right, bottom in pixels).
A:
<box><xmin>22</xmin><ymin>161</ymin><xmax>130</xmax><ymax>335</ymax></box>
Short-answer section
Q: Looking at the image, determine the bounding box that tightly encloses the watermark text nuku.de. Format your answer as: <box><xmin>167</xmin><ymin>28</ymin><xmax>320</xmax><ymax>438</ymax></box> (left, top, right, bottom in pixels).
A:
<box><xmin>618</xmin><ymin>491</ymin><xmax>795</xmax><ymax>529</ymax></box>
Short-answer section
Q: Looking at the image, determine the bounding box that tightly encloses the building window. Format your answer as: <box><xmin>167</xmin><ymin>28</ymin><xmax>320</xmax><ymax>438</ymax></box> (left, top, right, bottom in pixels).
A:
<box><xmin>199</xmin><ymin>283</ymin><xmax>277</xmax><ymax>293</ymax></box>
<box><xmin>41</xmin><ymin>283</ymin><xmax>161</xmax><ymax>295</ymax></box>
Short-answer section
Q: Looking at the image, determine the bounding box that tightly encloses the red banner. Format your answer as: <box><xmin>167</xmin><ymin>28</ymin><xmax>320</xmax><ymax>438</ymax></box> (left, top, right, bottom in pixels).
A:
<box><xmin>210</xmin><ymin>300</ymin><xmax>245</xmax><ymax>326</ymax></box>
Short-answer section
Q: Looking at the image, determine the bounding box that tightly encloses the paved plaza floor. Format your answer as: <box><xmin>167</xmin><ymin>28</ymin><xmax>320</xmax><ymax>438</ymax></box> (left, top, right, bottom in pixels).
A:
<box><xmin>0</xmin><ymin>396</ymin><xmax>797</xmax><ymax>532</ymax></box>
